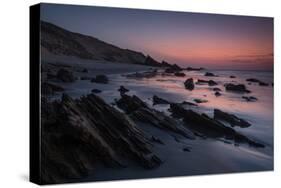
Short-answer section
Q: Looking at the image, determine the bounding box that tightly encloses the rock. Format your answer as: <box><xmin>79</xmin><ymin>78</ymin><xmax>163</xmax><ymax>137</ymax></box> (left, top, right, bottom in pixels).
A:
<box><xmin>125</xmin><ymin>71</ymin><xmax>157</xmax><ymax>79</ymax></box>
<box><xmin>41</xmin><ymin>82</ymin><xmax>64</xmax><ymax>95</ymax></box>
<box><xmin>41</xmin><ymin>94</ymin><xmax>162</xmax><ymax>183</ymax></box>
<box><xmin>246</xmin><ymin>78</ymin><xmax>269</xmax><ymax>86</ymax></box>
<box><xmin>181</xmin><ymin>101</ymin><xmax>198</xmax><ymax>106</ymax></box>
<box><xmin>151</xmin><ymin>136</ymin><xmax>164</xmax><ymax>145</ymax></box>
<box><xmin>82</xmin><ymin>68</ymin><xmax>88</xmax><ymax>73</ymax></box>
<box><xmin>165</xmin><ymin>68</ymin><xmax>176</xmax><ymax>74</ymax></box>
<box><xmin>214</xmin><ymin>91</ymin><xmax>221</xmax><ymax>97</ymax></box>
<box><xmin>208</xmin><ymin>80</ymin><xmax>218</xmax><ymax>86</ymax></box>
<box><xmin>259</xmin><ymin>82</ymin><xmax>269</xmax><ymax>86</ymax></box>
<box><xmin>204</xmin><ymin>72</ymin><xmax>216</xmax><ymax>77</ymax></box>
<box><xmin>118</xmin><ymin>86</ymin><xmax>129</xmax><ymax>95</ymax></box>
<box><xmin>174</xmin><ymin>72</ymin><xmax>186</xmax><ymax>77</ymax></box>
<box><xmin>56</xmin><ymin>68</ymin><xmax>76</xmax><ymax>82</ymax></box>
<box><xmin>116</xmin><ymin>94</ymin><xmax>193</xmax><ymax>138</ymax></box>
<box><xmin>214</xmin><ymin>109</ymin><xmax>251</xmax><ymax>128</ymax></box>
<box><xmin>169</xmin><ymin>104</ymin><xmax>264</xmax><ymax>147</ymax></box>
<box><xmin>224</xmin><ymin>83</ymin><xmax>251</xmax><ymax>93</ymax></box>
<box><xmin>193</xmin><ymin>98</ymin><xmax>208</xmax><ymax>103</ymax></box>
<box><xmin>213</xmin><ymin>87</ymin><xmax>222</xmax><ymax>92</ymax></box>
<box><xmin>153</xmin><ymin>95</ymin><xmax>170</xmax><ymax>105</ymax></box>
<box><xmin>186</xmin><ymin>67</ymin><xmax>204</xmax><ymax>71</ymax></box>
<box><xmin>91</xmin><ymin>75</ymin><xmax>109</xmax><ymax>84</ymax></box>
<box><xmin>91</xmin><ymin>89</ymin><xmax>102</xmax><ymax>93</ymax></box>
<box><xmin>230</xmin><ymin>75</ymin><xmax>236</xmax><ymax>78</ymax></box>
<box><xmin>144</xmin><ymin>56</ymin><xmax>161</xmax><ymax>66</ymax></box>
<box><xmin>184</xmin><ymin>78</ymin><xmax>195</xmax><ymax>90</ymax></box>
<box><xmin>242</xmin><ymin>96</ymin><xmax>258</xmax><ymax>102</ymax></box>
<box><xmin>196</xmin><ymin>79</ymin><xmax>217</xmax><ymax>86</ymax></box>
<box><xmin>182</xmin><ymin>147</ymin><xmax>191</xmax><ymax>152</ymax></box>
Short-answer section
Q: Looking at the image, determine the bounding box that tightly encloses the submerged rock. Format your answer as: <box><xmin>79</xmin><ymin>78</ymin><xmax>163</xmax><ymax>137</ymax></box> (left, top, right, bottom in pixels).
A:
<box><xmin>56</xmin><ymin>68</ymin><xmax>76</xmax><ymax>82</ymax></box>
<box><xmin>242</xmin><ymin>96</ymin><xmax>258</xmax><ymax>102</ymax></box>
<box><xmin>213</xmin><ymin>87</ymin><xmax>222</xmax><ymax>92</ymax></box>
<box><xmin>184</xmin><ymin>78</ymin><xmax>195</xmax><ymax>90</ymax></box>
<box><xmin>169</xmin><ymin>104</ymin><xmax>264</xmax><ymax>147</ymax></box>
<box><xmin>91</xmin><ymin>75</ymin><xmax>109</xmax><ymax>84</ymax></box>
<box><xmin>174</xmin><ymin>72</ymin><xmax>186</xmax><ymax>77</ymax></box>
<box><xmin>152</xmin><ymin>95</ymin><xmax>170</xmax><ymax>105</ymax></box>
<box><xmin>224</xmin><ymin>83</ymin><xmax>251</xmax><ymax>93</ymax></box>
<box><xmin>204</xmin><ymin>72</ymin><xmax>216</xmax><ymax>77</ymax></box>
<box><xmin>230</xmin><ymin>75</ymin><xmax>236</xmax><ymax>78</ymax></box>
<box><xmin>186</xmin><ymin>67</ymin><xmax>204</xmax><ymax>71</ymax></box>
<box><xmin>196</xmin><ymin>79</ymin><xmax>217</xmax><ymax>86</ymax></box>
<box><xmin>181</xmin><ymin>101</ymin><xmax>198</xmax><ymax>106</ymax></box>
<box><xmin>91</xmin><ymin>89</ymin><xmax>102</xmax><ymax>93</ymax></box>
<box><xmin>214</xmin><ymin>109</ymin><xmax>251</xmax><ymax>128</ymax></box>
<box><xmin>246</xmin><ymin>78</ymin><xmax>269</xmax><ymax>86</ymax></box>
<box><xmin>214</xmin><ymin>91</ymin><xmax>221</xmax><ymax>97</ymax></box>
<box><xmin>41</xmin><ymin>94</ymin><xmax>162</xmax><ymax>183</ymax></box>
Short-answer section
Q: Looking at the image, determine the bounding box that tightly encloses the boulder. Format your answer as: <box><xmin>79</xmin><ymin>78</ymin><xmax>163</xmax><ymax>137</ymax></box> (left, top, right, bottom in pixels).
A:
<box><xmin>204</xmin><ymin>72</ymin><xmax>216</xmax><ymax>77</ymax></box>
<box><xmin>56</xmin><ymin>68</ymin><xmax>76</xmax><ymax>82</ymax></box>
<box><xmin>224</xmin><ymin>83</ymin><xmax>251</xmax><ymax>93</ymax></box>
<box><xmin>214</xmin><ymin>109</ymin><xmax>251</xmax><ymax>128</ymax></box>
<box><xmin>91</xmin><ymin>75</ymin><xmax>109</xmax><ymax>84</ymax></box>
<box><xmin>184</xmin><ymin>78</ymin><xmax>195</xmax><ymax>90</ymax></box>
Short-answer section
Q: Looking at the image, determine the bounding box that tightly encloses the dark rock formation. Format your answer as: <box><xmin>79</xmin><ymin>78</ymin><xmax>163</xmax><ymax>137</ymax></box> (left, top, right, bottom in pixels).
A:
<box><xmin>82</xmin><ymin>68</ymin><xmax>88</xmax><ymax>73</ymax></box>
<box><xmin>186</xmin><ymin>67</ymin><xmax>204</xmax><ymax>71</ymax></box>
<box><xmin>152</xmin><ymin>95</ymin><xmax>170</xmax><ymax>105</ymax></box>
<box><xmin>196</xmin><ymin>79</ymin><xmax>217</xmax><ymax>86</ymax></box>
<box><xmin>165</xmin><ymin>68</ymin><xmax>176</xmax><ymax>74</ymax></box>
<box><xmin>181</xmin><ymin>101</ymin><xmax>198</xmax><ymax>106</ymax></box>
<box><xmin>42</xmin><ymin>82</ymin><xmax>64</xmax><ymax>95</ymax></box>
<box><xmin>182</xmin><ymin>147</ymin><xmax>191</xmax><ymax>152</ymax></box>
<box><xmin>242</xmin><ymin>96</ymin><xmax>258</xmax><ymax>102</ymax></box>
<box><xmin>214</xmin><ymin>109</ymin><xmax>251</xmax><ymax>128</ymax></box>
<box><xmin>174</xmin><ymin>72</ymin><xmax>186</xmax><ymax>77</ymax></box>
<box><xmin>144</xmin><ymin>56</ymin><xmax>161</xmax><ymax>66</ymax></box>
<box><xmin>125</xmin><ymin>71</ymin><xmax>157</xmax><ymax>79</ymax></box>
<box><xmin>259</xmin><ymin>82</ymin><xmax>269</xmax><ymax>86</ymax></box>
<box><xmin>91</xmin><ymin>75</ymin><xmax>109</xmax><ymax>84</ymax></box>
<box><xmin>224</xmin><ymin>83</ymin><xmax>251</xmax><ymax>93</ymax></box>
<box><xmin>116</xmin><ymin>94</ymin><xmax>193</xmax><ymax>138</ymax></box>
<box><xmin>91</xmin><ymin>89</ymin><xmax>102</xmax><ymax>93</ymax></box>
<box><xmin>213</xmin><ymin>87</ymin><xmax>222</xmax><ymax>92</ymax></box>
<box><xmin>80</xmin><ymin>76</ymin><xmax>93</xmax><ymax>80</ymax></box>
<box><xmin>246</xmin><ymin>78</ymin><xmax>269</xmax><ymax>86</ymax></box>
<box><xmin>41</xmin><ymin>94</ymin><xmax>162</xmax><ymax>183</ymax></box>
<box><xmin>118</xmin><ymin>85</ymin><xmax>129</xmax><ymax>95</ymax></box>
<box><xmin>56</xmin><ymin>69</ymin><xmax>76</xmax><ymax>82</ymax></box>
<box><xmin>214</xmin><ymin>91</ymin><xmax>221</xmax><ymax>97</ymax></box>
<box><xmin>184</xmin><ymin>78</ymin><xmax>195</xmax><ymax>90</ymax></box>
<box><xmin>204</xmin><ymin>72</ymin><xmax>216</xmax><ymax>77</ymax></box>
<box><xmin>169</xmin><ymin>104</ymin><xmax>264</xmax><ymax>147</ymax></box>
<box><xmin>230</xmin><ymin>75</ymin><xmax>236</xmax><ymax>78</ymax></box>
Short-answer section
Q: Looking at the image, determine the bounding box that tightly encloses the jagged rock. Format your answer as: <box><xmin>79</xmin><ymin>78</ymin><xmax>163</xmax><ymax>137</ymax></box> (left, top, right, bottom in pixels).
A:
<box><xmin>91</xmin><ymin>89</ymin><xmax>102</xmax><ymax>93</ymax></box>
<box><xmin>174</xmin><ymin>72</ymin><xmax>186</xmax><ymax>77</ymax></box>
<box><xmin>116</xmin><ymin>94</ymin><xmax>193</xmax><ymax>138</ymax></box>
<box><xmin>169</xmin><ymin>104</ymin><xmax>264</xmax><ymax>147</ymax></box>
<box><xmin>42</xmin><ymin>82</ymin><xmax>64</xmax><ymax>95</ymax></box>
<box><xmin>91</xmin><ymin>75</ymin><xmax>109</xmax><ymax>84</ymax></box>
<box><xmin>204</xmin><ymin>72</ymin><xmax>216</xmax><ymax>77</ymax></box>
<box><xmin>213</xmin><ymin>87</ymin><xmax>222</xmax><ymax>92</ymax></box>
<box><xmin>184</xmin><ymin>78</ymin><xmax>195</xmax><ymax>90</ymax></box>
<box><xmin>196</xmin><ymin>79</ymin><xmax>217</xmax><ymax>86</ymax></box>
<box><xmin>152</xmin><ymin>95</ymin><xmax>170</xmax><ymax>105</ymax></box>
<box><xmin>56</xmin><ymin>68</ymin><xmax>76</xmax><ymax>82</ymax></box>
<box><xmin>246</xmin><ymin>78</ymin><xmax>268</xmax><ymax>86</ymax></box>
<box><xmin>224</xmin><ymin>83</ymin><xmax>251</xmax><ymax>93</ymax></box>
<box><xmin>242</xmin><ymin>96</ymin><xmax>258</xmax><ymax>102</ymax></box>
<box><xmin>194</xmin><ymin>98</ymin><xmax>208</xmax><ymax>103</ymax></box>
<box><xmin>186</xmin><ymin>67</ymin><xmax>204</xmax><ymax>71</ymax></box>
<box><xmin>41</xmin><ymin>94</ymin><xmax>162</xmax><ymax>183</ymax></box>
<box><xmin>118</xmin><ymin>86</ymin><xmax>129</xmax><ymax>95</ymax></box>
<box><xmin>214</xmin><ymin>109</ymin><xmax>251</xmax><ymax>128</ymax></box>
<box><xmin>215</xmin><ymin>91</ymin><xmax>221</xmax><ymax>97</ymax></box>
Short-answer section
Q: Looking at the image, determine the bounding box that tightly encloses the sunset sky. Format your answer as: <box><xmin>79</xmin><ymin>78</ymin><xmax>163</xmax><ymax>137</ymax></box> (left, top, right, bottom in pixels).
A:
<box><xmin>41</xmin><ymin>3</ymin><xmax>273</xmax><ymax>70</ymax></box>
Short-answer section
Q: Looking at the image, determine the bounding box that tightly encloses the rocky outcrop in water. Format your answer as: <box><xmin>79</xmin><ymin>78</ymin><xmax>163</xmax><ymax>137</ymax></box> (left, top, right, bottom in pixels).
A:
<box><xmin>204</xmin><ymin>72</ymin><xmax>216</xmax><ymax>77</ymax></box>
<box><xmin>224</xmin><ymin>83</ymin><xmax>251</xmax><ymax>93</ymax></box>
<box><xmin>184</xmin><ymin>78</ymin><xmax>195</xmax><ymax>90</ymax></box>
<box><xmin>246</xmin><ymin>78</ymin><xmax>269</xmax><ymax>86</ymax></box>
<box><xmin>196</xmin><ymin>79</ymin><xmax>217</xmax><ymax>86</ymax></box>
<box><xmin>91</xmin><ymin>75</ymin><xmax>109</xmax><ymax>84</ymax></box>
<box><xmin>169</xmin><ymin>104</ymin><xmax>264</xmax><ymax>147</ymax></box>
<box><xmin>41</xmin><ymin>94</ymin><xmax>162</xmax><ymax>184</ymax></box>
<box><xmin>242</xmin><ymin>96</ymin><xmax>258</xmax><ymax>102</ymax></box>
<box><xmin>41</xmin><ymin>82</ymin><xmax>64</xmax><ymax>95</ymax></box>
<box><xmin>186</xmin><ymin>67</ymin><xmax>204</xmax><ymax>71</ymax></box>
<box><xmin>118</xmin><ymin>85</ymin><xmax>129</xmax><ymax>95</ymax></box>
<box><xmin>152</xmin><ymin>95</ymin><xmax>170</xmax><ymax>105</ymax></box>
<box><xmin>174</xmin><ymin>72</ymin><xmax>186</xmax><ymax>77</ymax></box>
<box><xmin>56</xmin><ymin>68</ymin><xmax>76</xmax><ymax>82</ymax></box>
<box><xmin>214</xmin><ymin>109</ymin><xmax>251</xmax><ymax>128</ymax></box>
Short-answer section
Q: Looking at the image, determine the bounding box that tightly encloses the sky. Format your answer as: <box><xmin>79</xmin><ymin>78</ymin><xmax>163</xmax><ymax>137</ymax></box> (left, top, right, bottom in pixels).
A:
<box><xmin>41</xmin><ymin>3</ymin><xmax>273</xmax><ymax>70</ymax></box>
